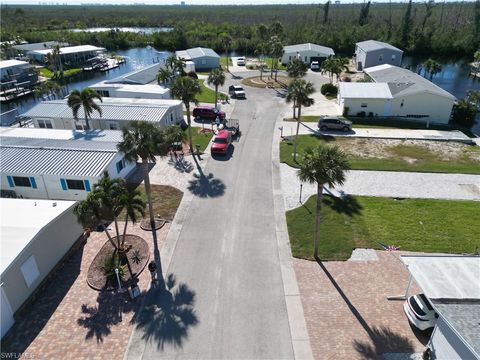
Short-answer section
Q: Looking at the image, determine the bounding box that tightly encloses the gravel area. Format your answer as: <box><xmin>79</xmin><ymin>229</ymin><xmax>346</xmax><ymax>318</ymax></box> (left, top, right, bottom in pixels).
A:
<box><xmin>348</xmin><ymin>248</ymin><xmax>379</xmax><ymax>261</ymax></box>
<box><xmin>281</xmin><ymin>163</ymin><xmax>480</xmax><ymax>210</ymax></box>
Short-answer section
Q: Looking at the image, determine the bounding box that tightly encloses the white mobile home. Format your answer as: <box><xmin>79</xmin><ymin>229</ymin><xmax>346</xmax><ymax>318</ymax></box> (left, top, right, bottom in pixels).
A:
<box><xmin>90</xmin><ymin>82</ymin><xmax>170</xmax><ymax>99</ymax></box>
<box><xmin>281</xmin><ymin>43</ymin><xmax>335</xmax><ymax>65</ymax></box>
<box><xmin>0</xmin><ymin>59</ymin><xmax>38</xmax><ymax>90</ymax></box>
<box><xmin>176</xmin><ymin>47</ymin><xmax>220</xmax><ymax>72</ymax></box>
<box><xmin>0</xmin><ymin>128</ymin><xmax>135</xmax><ymax>201</ymax></box>
<box><xmin>338</xmin><ymin>64</ymin><xmax>455</xmax><ymax>125</ymax></box>
<box><xmin>1</xmin><ymin>199</ymin><xmax>83</xmax><ymax>339</ymax></box>
<box><xmin>22</xmin><ymin>97</ymin><xmax>183</xmax><ymax>131</ymax></box>
<box><xmin>27</xmin><ymin>45</ymin><xmax>106</xmax><ymax>66</ymax></box>
<box><xmin>355</xmin><ymin>40</ymin><xmax>403</xmax><ymax>71</ymax></box>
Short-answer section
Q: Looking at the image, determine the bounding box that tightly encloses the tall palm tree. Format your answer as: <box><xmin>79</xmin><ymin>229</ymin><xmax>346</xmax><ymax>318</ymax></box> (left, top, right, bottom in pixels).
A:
<box><xmin>286</xmin><ymin>58</ymin><xmax>308</xmax><ymax>79</ymax></box>
<box><xmin>164</xmin><ymin>124</ymin><xmax>187</xmax><ymax>152</ymax></box>
<box><xmin>157</xmin><ymin>67</ymin><xmax>172</xmax><ymax>85</ymax></box>
<box><xmin>269</xmin><ymin>36</ymin><xmax>284</xmax><ymax>81</ymax></box>
<box><xmin>207</xmin><ymin>68</ymin><xmax>226</xmax><ymax>108</ymax></box>
<box><xmin>117</xmin><ymin>121</ymin><xmax>166</xmax><ymax>230</ymax></box>
<box><xmin>297</xmin><ymin>145</ymin><xmax>350</xmax><ymax>258</ymax></box>
<box><xmin>220</xmin><ymin>34</ymin><xmax>232</xmax><ymax>72</ymax></box>
<box><xmin>171</xmin><ymin>76</ymin><xmax>202</xmax><ymax>153</ymax></box>
<box><xmin>119</xmin><ymin>187</ymin><xmax>146</xmax><ymax>248</ymax></box>
<box><xmin>50</xmin><ymin>45</ymin><xmax>63</xmax><ymax>78</ymax></box>
<box><xmin>67</xmin><ymin>88</ymin><xmax>103</xmax><ymax>130</ymax></box>
<box><xmin>286</xmin><ymin>79</ymin><xmax>315</xmax><ymax>161</ymax></box>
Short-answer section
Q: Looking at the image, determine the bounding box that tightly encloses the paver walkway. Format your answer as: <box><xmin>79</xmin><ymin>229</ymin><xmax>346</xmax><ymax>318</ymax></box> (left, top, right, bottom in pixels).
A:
<box><xmin>1</xmin><ymin>222</ymin><xmax>169</xmax><ymax>360</ymax></box>
<box><xmin>281</xmin><ymin>163</ymin><xmax>480</xmax><ymax>210</ymax></box>
<box><xmin>294</xmin><ymin>251</ymin><xmax>426</xmax><ymax>360</ymax></box>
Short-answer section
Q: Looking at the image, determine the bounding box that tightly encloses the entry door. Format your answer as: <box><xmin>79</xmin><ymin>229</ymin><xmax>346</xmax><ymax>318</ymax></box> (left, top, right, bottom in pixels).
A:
<box><xmin>383</xmin><ymin>101</ymin><xmax>392</xmax><ymax>117</ymax></box>
<box><xmin>1</xmin><ymin>286</ymin><xmax>15</xmax><ymax>339</ymax></box>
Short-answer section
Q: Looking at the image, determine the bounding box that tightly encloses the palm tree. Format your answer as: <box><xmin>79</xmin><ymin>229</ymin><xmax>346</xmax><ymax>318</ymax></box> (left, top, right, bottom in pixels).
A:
<box><xmin>117</xmin><ymin>121</ymin><xmax>166</xmax><ymax>230</ymax></box>
<box><xmin>171</xmin><ymin>76</ymin><xmax>202</xmax><ymax>153</ymax></box>
<box><xmin>164</xmin><ymin>124</ymin><xmax>187</xmax><ymax>152</ymax></box>
<box><xmin>297</xmin><ymin>145</ymin><xmax>350</xmax><ymax>258</ymax></box>
<box><xmin>269</xmin><ymin>36</ymin><xmax>284</xmax><ymax>81</ymax></box>
<box><xmin>157</xmin><ymin>67</ymin><xmax>172</xmax><ymax>85</ymax></box>
<box><xmin>119</xmin><ymin>187</ymin><xmax>146</xmax><ymax>248</ymax></box>
<box><xmin>286</xmin><ymin>79</ymin><xmax>315</xmax><ymax>161</ymax></box>
<box><xmin>286</xmin><ymin>58</ymin><xmax>308</xmax><ymax>79</ymax></box>
<box><xmin>67</xmin><ymin>88</ymin><xmax>103</xmax><ymax>130</ymax></box>
<box><xmin>220</xmin><ymin>34</ymin><xmax>232</xmax><ymax>72</ymax></box>
<box><xmin>207</xmin><ymin>68</ymin><xmax>226</xmax><ymax>108</ymax></box>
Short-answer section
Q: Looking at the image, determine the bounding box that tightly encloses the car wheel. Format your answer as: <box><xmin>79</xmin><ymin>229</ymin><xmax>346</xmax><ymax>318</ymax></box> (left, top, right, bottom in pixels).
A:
<box><xmin>343</xmin><ymin>126</ymin><xmax>350</xmax><ymax>132</ymax></box>
<box><xmin>320</xmin><ymin>126</ymin><xmax>328</xmax><ymax>131</ymax></box>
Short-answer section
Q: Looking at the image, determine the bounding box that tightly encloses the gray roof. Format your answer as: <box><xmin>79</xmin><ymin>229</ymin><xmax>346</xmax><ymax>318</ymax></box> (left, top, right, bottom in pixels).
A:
<box><xmin>22</xmin><ymin>98</ymin><xmax>179</xmax><ymax>123</ymax></box>
<box><xmin>106</xmin><ymin>62</ymin><xmax>165</xmax><ymax>85</ymax></box>
<box><xmin>0</xmin><ymin>136</ymin><xmax>118</xmax><ymax>151</ymax></box>
<box><xmin>284</xmin><ymin>43</ymin><xmax>335</xmax><ymax>57</ymax></box>
<box><xmin>364</xmin><ymin>64</ymin><xmax>455</xmax><ymax>100</ymax></box>
<box><xmin>339</xmin><ymin>82</ymin><xmax>393</xmax><ymax>99</ymax></box>
<box><xmin>432</xmin><ymin>300</ymin><xmax>480</xmax><ymax>358</ymax></box>
<box><xmin>12</xmin><ymin>41</ymin><xmax>68</xmax><ymax>52</ymax></box>
<box><xmin>356</xmin><ymin>40</ymin><xmax>403</xmax><ymax>53</ymax></box>
<box><xmin>0</xmin><ymin>146</ymin><xmax>117</xmax><ymax>177</ymax></box>
<box><xmin>0</xmin><ymin>127</ymin><xmax>124</xmax><ymax>142</ymax></box>
<box><xmin>177</xmin><ymin>47</ymin><xmax>220</xmax><ymax>60</ymax></box>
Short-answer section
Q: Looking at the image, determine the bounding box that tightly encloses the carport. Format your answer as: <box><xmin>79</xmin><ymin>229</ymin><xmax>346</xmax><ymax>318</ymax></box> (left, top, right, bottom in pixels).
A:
<box><xmin>395</xmin><ymin>255</ymin><xmax>480</xmax><ymax>360</ymax></box>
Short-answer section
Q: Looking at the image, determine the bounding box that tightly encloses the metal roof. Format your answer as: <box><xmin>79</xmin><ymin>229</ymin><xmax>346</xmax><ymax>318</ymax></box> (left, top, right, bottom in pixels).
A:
<box><xmin>176</xmin><ymin>47</ymin><xmax>220</xmax><ymax>60</ymax></box>
<box><xmin>12</xmin><ymin>41</ymin><xmax>68</xmax><ymax>52</ymax></box>
<box><xmin>401</xmin><ymin>255</ymin><xmax>480</xmax><ymax>300</ymax></box>
<box><xmin>1</xmin><ymin>145</ymin><xmax>117</xmax><ymax>177</ymax></box>
<box><xmin>0</xmin><ymin>127</ymin><xmax>124</xmax><ymax>142</ymax></box>
<box><xmin>339</xmin><ymin>82</ymin><xmax>393</xmax><ymax>99</ymax></box>
<box><xmin>356</xmin><ymin>40</ymin><xmax>403</xmax><ymax>53</ymax></box>
<box><xmin>28</xmin><ymin>45</ymin><xmax>106</xmax><ymax>56</ymax></box>
<box><xmin>106</xmin><ymin>62</ymin><xmax>165</xmax><ymax>85</ymax></box>
<box><xmin>0</xmin><ymin>60</ymin><xmax>30</xmax><ymax>69</ymax></box>
<box><xmin>0</xmin><ymin>137</ymin><xmax>118</xmax><ymax>151</ymax></box>
<box><xmin>22</xmin><ymin>98</ymin><xmax>181</xmax><ymax>123</ymax></box>
<box><xmin>364</xmin><ymin>64</ymin><xmax>456</xmax><ymax>100</ymax></box>
<box><xmin>175</xmin><ymin>50</ymin><xmax>191</xmax><ymax>61</ymax></box>
<box><xmin>90</xmin><ymin>81</ymin><xmax>170</xmax><ymax>95</ymax></box>
<box><xmin>283</xmin><ymin>43</ymin><xmax>335</xmax><ymax>57</ymax></box>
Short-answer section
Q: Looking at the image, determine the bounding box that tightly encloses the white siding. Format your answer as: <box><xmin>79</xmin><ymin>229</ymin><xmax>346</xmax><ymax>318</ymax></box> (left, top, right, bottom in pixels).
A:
<box><xmin>282</xmin><ymin>50</ymin><xmax>327</xmax><ymax>65</ymax></box>
<box><xmin>340</xmin><ymin>98</ymin><xmax>388</xmax><ymax>117</ymax></box>
<box><xmin>389</xmin><ymin>93</ymin><xmax>454</xmax><ymax>124</ymax></box>
<box><xmin>429</xmin><ymin>317</ymin><xmax>477</xmax><ymax>360</ymax></box>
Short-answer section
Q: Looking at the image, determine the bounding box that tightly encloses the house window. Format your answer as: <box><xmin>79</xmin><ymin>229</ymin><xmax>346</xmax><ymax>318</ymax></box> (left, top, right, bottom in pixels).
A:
<box><xmin>378</xmin><ymin>54</ymin><xmax>383</xmax><ymax>62</ymax></box>
<box><xmin>201</xmin><ymin>59</ymin><xmax>206</xmax><ymax>65</ymax></box>
<box><xmin>401</xmin><ymin>100</ymin><xmax>404</xmax><ymax>107</ymax></box>
<box><xmin>107</xmin><ymin>121</ymin><xmax>119</xmax><ymax>130</ymax></box>
<box><xmin>170</xmin><ymin>114</ymin><xmax>173</xmax><ymax>123</ymax></box>
<box><xmin>66</xmin><ymin>179</ymin><xmax>85</xmax><ymax>190</ymax></box>
<box><xmin>13</xmin><ymin>176</ymin><xmax>32</xmax><ymax>187</ymax></box>
<box><xmin>37</xmin><ymin>119</ymin><xmax>53</xmax><ymax>128</ymax></box>
<box><xmin>305</xmin><ymin>56</ymin><xmax>308</xmax><ymax>62</ymax></box>
<box><xmin>361</xmin><ymin>103</ymin><xmax>368</xmax><ymax>108</ymax></box>
<box><xmin>289</xmin><ymin>56</ymin><xmax>292</xmax><ymax>61</ymax></box>
<box><xmin>75</xmin><ymin>121</ymin><xmax>88</xmax><ymax>130</ymax></box>
<box><xmin>391</xmin><ymin>54</ymin><xmax>396</xmax><ymax>61</ymax></box>
<box><xmin>20</xmin><ymin>255</ymin><xmax>40</xmax><ymax>288</ymax></box>
<box><xmin>116</xmin><ymin>159</ymin><xmax>126</xmax><ymax>173</ymax></box>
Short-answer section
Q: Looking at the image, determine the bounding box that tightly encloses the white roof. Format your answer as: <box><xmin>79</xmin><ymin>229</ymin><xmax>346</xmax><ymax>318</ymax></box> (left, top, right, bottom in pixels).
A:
<box><xmin>356</xmin><ymin>40</ymin><xmax>403</xmax><ymax>53</ymax></box>
<box><xmin>29</xmin><ymin>45</ymin><xmax>105</xmax><ymax>56</ymax></box>
<box><xmin>90</xmin><ymin>81</ymin><xmax>170</xmax><ymax>95</ymax></box>
<box><xmin>283</xmin><ymin>43</ymin><xmax>335</xmax><ymax>57</ymax></box>
<box><xmin>0</xmin><ymin>198</ymin><xmax>76</xmax><ymax>274</ymax></box>
<box><xmin>339</xmin><ymin>82</ymin><xmax>393</xmax><ymax>99</ymax></box>
<box><xmin>401</xmin><ymin>255</ymin><xmax>480</xmax><ymax>300</ymax></box>
<box><xmin>0</xmin><ymin>59</ymin><xmax>30</xmax><ymax>69</ymax></box>
<box><xmin>0</xmin><ymin>127</ymin><xmax>123</xmax><ymax>142</ymax></box>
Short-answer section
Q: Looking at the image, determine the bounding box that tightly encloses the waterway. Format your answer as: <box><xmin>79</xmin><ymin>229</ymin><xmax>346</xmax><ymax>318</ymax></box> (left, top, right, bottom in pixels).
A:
<box><xmin>1</xmin><ymin>48</ymin><xmax>479</xmax><ymax>135</ymax></box>
<box><xmin>69</xmin><ymin>27</ymin><xmax>173</xmax><ymax>33</ymax></box>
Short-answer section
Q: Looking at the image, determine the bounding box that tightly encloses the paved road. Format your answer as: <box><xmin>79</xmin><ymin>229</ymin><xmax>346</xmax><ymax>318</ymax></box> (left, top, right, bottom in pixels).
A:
<box><xmin>127</xmin><ymin>72</ymin><xmax>295</xmax><ymax>359</ymax></box>
<box><xmin>281</xmin><ymin>164</ymin><xmax>480</xmax><ymax>210</ymax></box>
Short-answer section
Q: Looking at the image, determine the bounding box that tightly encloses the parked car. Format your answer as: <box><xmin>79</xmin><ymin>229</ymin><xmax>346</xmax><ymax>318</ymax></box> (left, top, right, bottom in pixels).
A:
<box><xmin>403</xmin><ymin>294</ymin><xmax>438</xmax><ymax>331</ymax></box>
<box><xmin>236</xmin><ymin>57</ymin><xmax>245</xmax><ymax>66</ymax></box>
<box><xmin>193</xmin><ymin>106</ymin><xmax>226</xmax><ymax>121</ymax></box>
<box><xmin>228</xmin><ymin>85</ymin><xmax>246</xmax><ymax>99</ymax></box>
<box><xmin>310</xmin><ymin>61</ymin><xmax>320</xmax><ymax>71</ymax></box>
<box><xmin>318</xmin><ymin>116</ymin><xmax>352</xmax><ymax>132</ymax></box>
<box><xmin>211</xmin><ymin>130</ymin><xmax>232</xmax><ymax>155</ymax></box>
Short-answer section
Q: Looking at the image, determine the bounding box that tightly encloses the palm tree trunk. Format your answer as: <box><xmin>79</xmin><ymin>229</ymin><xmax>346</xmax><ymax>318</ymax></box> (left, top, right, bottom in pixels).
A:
<box><xmin>275</xmin><ymin>60</ymin><xmax>278</xmax><ymax>81</ymax></box>
<box><xmin>215</xmin><ymin>84</ymin><xmax>218</xmax><ymax>108</ymax></box>
<box><xmin>226</xmin><ymin>50</ymin><xmax>229</xmax><ymax>72</ymax></box>
<box><xmin>142</xmin><ymin>159</ymin><xmax>155</xmax><ymax>228</ymax></box>
<box><xmin>314</xmin><ymin>183</ymin><xmax>324</xmax><ymax>258</ymax></box>
<box><xmin>270</xmin><ymin>58</ymin><xmax>274</xmax><ymax>78</ymax></box>
<box><xmin>102</xmin><ymin>225</ymin><xmax>118</xmax><ymax>251</ymax></box>
<box><xmin>292</xmin><ymin>99</ymin><xmax>296</xmax><ymax>119</ymax></box>
<box><xmin>186</xmin><ymin>105</ymin><xmax>194</xmax><ymax>154</ymax></box>
<box><xmin>113</xmin><ymin>216</ymin><xmax>121</xmax><ymax>249</ymax></box>
<box><xmin>84</xmin><ymin>115</ymin><xmax>90</xmax><ymax>131</ymax></box>
<box><xmin>260</xmin><ymin>67</ymin><xmax>263</xmax><ymax>80</ymax></box>
<box><xmin>293</xmin><ymin>104</ymin><xmax>302</xmax><ymax>162</ymax></box>
<box><xmin>122</xmin><ymin>214</ymin><xmax>129</xmax><ymax>248</ymax></box>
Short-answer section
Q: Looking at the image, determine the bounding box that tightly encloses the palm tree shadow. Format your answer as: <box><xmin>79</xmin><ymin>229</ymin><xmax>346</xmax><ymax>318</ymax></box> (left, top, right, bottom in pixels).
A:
<box><xmin>167</xmin><ymin>155</ymin><xmax>194</xmax><ymax>173</ymax></box>
<box><xmin>131</xmin><ymin>274</ymin><xmax>199</xmax><ymax>350</ymax></box>
<box><xmin>353</xmin><ymin>326</ymin><xmax>415</xmax><ymax>359</ymax></box>
<box><xmin>323</xmin><ymin>195</ymin><xmax>363</xmax><ymax>217</ymax></box>
<box><xmin>187</xmin><ymin>158</ymin><xmax>226</xmax><ymax>198</ymax></box>
<box><xmin>77</xmin><ymin>290</ymin><xmax>138</xmax><ymax>343</ymax></box>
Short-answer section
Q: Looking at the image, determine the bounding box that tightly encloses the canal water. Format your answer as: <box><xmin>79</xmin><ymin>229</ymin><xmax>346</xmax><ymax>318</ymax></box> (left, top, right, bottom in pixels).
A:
<box><xmin>1</xmin><ymin>48</ymin><xmax>479</xmax><ymax>135</ymax></box>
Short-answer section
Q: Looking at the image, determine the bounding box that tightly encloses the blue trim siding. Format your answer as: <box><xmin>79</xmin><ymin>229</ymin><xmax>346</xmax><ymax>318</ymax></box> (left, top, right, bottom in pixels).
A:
<box><xmin>29</xmin><ymin>177</ymin><xmax>37</xmax><ymax>189</ymax></box>
<box><xmin>60</xmin><ymin>178</ymin><xmax>67</xmax><ymax>190</ymax></box>
<box><xmin>7</xmin><ymin>176</ymin><xmax>14</xmax><ymax>188</ymax></box>
<box><xmin>84</xmin><ymin>180</ymin><xmax>91</xmax><ymax>192</ymax></box>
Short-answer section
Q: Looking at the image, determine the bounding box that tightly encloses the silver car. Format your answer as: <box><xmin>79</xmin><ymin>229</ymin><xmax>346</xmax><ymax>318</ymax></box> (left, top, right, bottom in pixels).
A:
<box><xmin>318</xmin><ymin>117</ymin><xmax>352</xmax><ymax>132</ymax></box>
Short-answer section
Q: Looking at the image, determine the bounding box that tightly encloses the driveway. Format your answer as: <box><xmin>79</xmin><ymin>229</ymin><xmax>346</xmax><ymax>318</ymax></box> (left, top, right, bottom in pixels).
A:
<box><xmin>126</xmin><ymin>71</ymin><xmax>304</xmax><ymax>359</ymax></box>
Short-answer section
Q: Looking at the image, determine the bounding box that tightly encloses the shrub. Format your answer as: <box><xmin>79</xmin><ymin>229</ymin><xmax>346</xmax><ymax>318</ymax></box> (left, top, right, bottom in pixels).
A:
<box><xmin>247</xmin><ymin>64</ymin><xmax>255</xmax><ymax>70</ymax></box>
<box><xmin>187</xmin><ymin>71</ymin><xmax>198</xmax><ymax>79</ymax></box>
<box><xmin>357</xmin><ymin>111</ymin><xmax>366</xmax><ymax>117</ymax></box>
<box><xmin>343</xmin><ymin>106</ymin><xmax>350</xmax><ymax>117</ymax></box>
<box><xmin>342</xmin><ymin>76</ymin><xmax>352</xmax><ymax>82</ymax></box>
<box><xmin>451</xmin><ymin>99</ymin><xmax>478</xmax><ymax>128</ymax></box>
<box><xmin>103</xmin><ymin>253</ymin><xmax>125</xmax><ymax>285</ymax></box>
<box><xmin>321</xmin><ymin>83</ymin><xmax>338</xmax><ymax>96</ymax></box>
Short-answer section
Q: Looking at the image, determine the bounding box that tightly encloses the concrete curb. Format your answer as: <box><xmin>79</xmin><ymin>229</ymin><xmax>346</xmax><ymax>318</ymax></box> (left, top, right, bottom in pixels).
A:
<box><xmin>272</xmin><ymin>114</ymin><xmax>314</xmax><ymax>360</ymax></box>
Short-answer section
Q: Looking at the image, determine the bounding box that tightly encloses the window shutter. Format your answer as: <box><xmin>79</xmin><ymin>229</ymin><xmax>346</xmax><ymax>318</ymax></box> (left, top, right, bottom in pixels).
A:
<box><xmin>30</xmin><ymin>177</ymin><xmax>37</xmax><ymax>189</ymax></box>
<box><xmin>116</xmin><ymin>161</ymin><xmax>121</xmax><ymax>173</ymax></box>
<box><xmin>84</xmin><ymin>180</ymin><xmax>91</xmax><ymax>192</ymax></box>
<box><xmin>7</xmin><ymin>176</ymin><xmax>14</xmax><ymax>188</ymax></box>
<box><xmin>60</xmin><ymin>178</ymin><xmax>67</xmax><ymax>190</ymax></box>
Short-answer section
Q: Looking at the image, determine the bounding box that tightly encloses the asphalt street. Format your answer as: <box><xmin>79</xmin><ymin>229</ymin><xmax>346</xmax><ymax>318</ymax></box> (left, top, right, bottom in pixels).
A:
<box><xmin>127</xmin><ymin>71</ymin><xmax>295</xmax><ymax>359</ymax></box>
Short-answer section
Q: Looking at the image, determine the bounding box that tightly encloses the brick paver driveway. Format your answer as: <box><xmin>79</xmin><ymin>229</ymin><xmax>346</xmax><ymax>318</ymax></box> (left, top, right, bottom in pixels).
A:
<box><xmin>294</xmin><ymin>251</ymin><xmax>426</xmax><ymax>360</ymax></box>
<box><xmin>1</xmin><ymin>222</ymin><xmax>169</xmax><ymax>360</ymax></box>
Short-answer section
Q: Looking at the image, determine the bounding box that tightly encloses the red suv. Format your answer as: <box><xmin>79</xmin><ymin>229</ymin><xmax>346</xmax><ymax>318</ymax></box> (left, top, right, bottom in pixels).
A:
<box><xmin>193</xmin><ymin>106</ymin><xmax>226</xmax><ymax>121</ymax></box>
<box><xmin>211</xmin><ymin>130</ymin><xmax>232</xmax><ymax>155</ymax></box>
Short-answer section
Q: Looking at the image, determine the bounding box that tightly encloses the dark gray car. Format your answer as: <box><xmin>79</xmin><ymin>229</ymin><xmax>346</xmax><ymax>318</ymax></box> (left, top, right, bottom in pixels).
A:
<box><xmin>318</xmin><ymin>117</ymin><xmax>352</xmax><ymax>132</ymax></box>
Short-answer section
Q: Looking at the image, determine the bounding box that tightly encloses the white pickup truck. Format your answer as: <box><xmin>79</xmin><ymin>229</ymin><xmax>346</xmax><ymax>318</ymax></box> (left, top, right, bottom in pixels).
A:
<box><xmin>228</xmin><ymin>85</ymin><xmax>246</xmax><ymax>99</ymax></box>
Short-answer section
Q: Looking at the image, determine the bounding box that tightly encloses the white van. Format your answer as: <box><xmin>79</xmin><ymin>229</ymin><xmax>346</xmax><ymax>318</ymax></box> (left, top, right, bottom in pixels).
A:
<box><xmin>310</xmin><ymin>61</ymin><xmax>320</xmax><ymax>71</ymax></box>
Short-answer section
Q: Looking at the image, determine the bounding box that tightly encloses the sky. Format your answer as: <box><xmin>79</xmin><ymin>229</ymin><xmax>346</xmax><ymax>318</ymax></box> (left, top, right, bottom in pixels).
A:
<box><xmin>1</xmin><ymin>0</ymin><xmax>474</xmax><ymax>5</ymax></box>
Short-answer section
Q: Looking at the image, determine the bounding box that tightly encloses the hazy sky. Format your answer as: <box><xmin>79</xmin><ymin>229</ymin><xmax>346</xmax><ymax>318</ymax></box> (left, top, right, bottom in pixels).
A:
<box><xmin>1</xmin><ymin>0</ymin><xmax>473</xmax><ymax>5</ymax></box>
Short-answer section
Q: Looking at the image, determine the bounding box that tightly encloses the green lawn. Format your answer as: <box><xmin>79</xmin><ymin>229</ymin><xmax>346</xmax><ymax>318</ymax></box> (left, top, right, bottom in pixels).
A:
<box><xmin>286</xmin><ymin>195</ymin><xmax>480</xmax><ymax>261</ymax></box>
<box><xmin>39</xmin><ymin>67</ymin><xmax>82</xmax><ymax>78</ymax></box>
<box><xmin>220</xmin><ymin>57</ymin><xmax>232</xmax><ymax>68</ymax></box>
<box><xmin>262</xmin><ymin>57</ymin><xmax>286</xmax><ymax>70</ymax></box>
<box><xmin>185</xmin><ymin>127</ymin><xmax>214</xmax><ymax>152</ymax></box>
<box><xmin>196</xmin><ymin>79</ymin><xmax>217</xmax><ymax>103</ymax></box>
<box><xmin>284</xmin><ymin>116</ymin><xmax>320</xmax><ymax>122</ymax></box>
<box><xmin>280</xmin><ymin>135</ymin><xmax>480</xmax><ymax>174</ymax></box>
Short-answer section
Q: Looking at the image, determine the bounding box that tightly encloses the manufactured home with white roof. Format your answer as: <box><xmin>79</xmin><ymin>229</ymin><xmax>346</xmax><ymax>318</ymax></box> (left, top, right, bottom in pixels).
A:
<box><xmin>281</xmin><ymin>43</ymin><xmax>335</xmax><ymax>65</ymax></box>
<box><xmin>338</xmin><ymin>64</ymin><xmax>456</xmax><ymax>124</ymax></box>
<box><xmin>0</xmin><ymin>198</ymin><xmax>83</xmax><ymax>339</ymax></box>
<box><xmin>355</xmin><ymin>40</ymin><xmax>403</xmax><ymax>71</ymax></box>
<box><xmin>176</xmin><ymin>47</ymin><xmax>220</xmax><ymax>72</ymax></box>
<box><xmin>0</xmin><ymin>128</ymin><xmax>135</xmax><ymax>201</ymax></box>
<box><xmin>27</xmin><ymin>45</ymin><xmax>106</xmax><ymax>66</ymax></box>
<box><xmin>22</xmin><ymin>97</ymin><xmax>183</xmax><ymax>130</ymax></box>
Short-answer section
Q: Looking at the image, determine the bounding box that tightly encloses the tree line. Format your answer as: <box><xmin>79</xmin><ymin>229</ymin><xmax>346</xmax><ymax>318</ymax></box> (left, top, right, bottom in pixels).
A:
<box><xmin>1</xmin><ymin>2</ymin><xmax>479</xmax><ymax>58</ymax></box>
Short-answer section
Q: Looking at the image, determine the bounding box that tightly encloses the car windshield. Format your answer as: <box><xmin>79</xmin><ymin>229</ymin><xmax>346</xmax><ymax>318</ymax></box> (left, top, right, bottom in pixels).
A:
<box><xmin>214</xmin><ymin>137</ymin><xmax>227</xmax><ymax>144</ymax></box>
<box><xmin>409</xmin><ymin>297</ymin><xmax>426</xmax><ymax>316</ymax></box>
